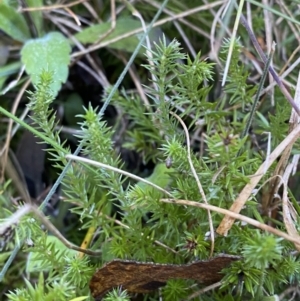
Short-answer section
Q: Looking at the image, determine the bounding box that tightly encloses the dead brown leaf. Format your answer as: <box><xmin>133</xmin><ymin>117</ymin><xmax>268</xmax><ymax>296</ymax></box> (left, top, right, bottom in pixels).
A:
<box><xmin>89</xmin><ymin>255</ymin><xmax>240</xmax><ymax>299</ymax></box>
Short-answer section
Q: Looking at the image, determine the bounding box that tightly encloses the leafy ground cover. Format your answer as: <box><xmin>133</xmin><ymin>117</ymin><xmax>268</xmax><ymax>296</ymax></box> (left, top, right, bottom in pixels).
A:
<box><xmin>0</xmin><ymin>1</ymin><xmax>300</xmax><ymax>300</ymax></box>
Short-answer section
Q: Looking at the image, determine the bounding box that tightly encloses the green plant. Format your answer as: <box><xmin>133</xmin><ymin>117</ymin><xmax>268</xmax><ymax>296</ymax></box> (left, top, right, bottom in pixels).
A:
<box><xmin>1</xmin><ymin>1</ymin><xmax>300</xmax><ymax>301</ymax></box>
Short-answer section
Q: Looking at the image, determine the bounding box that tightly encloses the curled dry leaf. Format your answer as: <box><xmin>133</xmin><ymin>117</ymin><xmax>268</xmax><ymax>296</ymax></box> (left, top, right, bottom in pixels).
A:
<box><xmin>89</xmin><ymin>255</ymin><xmax>240</xmax><ymax>299</ymax></box>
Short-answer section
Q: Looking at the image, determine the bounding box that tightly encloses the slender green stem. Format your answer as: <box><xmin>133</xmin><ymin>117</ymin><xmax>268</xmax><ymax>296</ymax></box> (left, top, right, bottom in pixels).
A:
<box><xmin>0</xmin><ymin>106</ymin><xmax>66</xmax><ymax>154</ymax></box>
<box><xmin>241</xmin><ymin>44</ymin><xmax>275</xmax><ymax>140</ymax></box>
<box><xmin>0</xmin><ymin>245</ymin><xmax>21</xmax><ymax>281</ymax></box>
<box><xmin>240</xmin><ymin>14</ymin><xmax>300</xmax><ymax>116</ymax></box>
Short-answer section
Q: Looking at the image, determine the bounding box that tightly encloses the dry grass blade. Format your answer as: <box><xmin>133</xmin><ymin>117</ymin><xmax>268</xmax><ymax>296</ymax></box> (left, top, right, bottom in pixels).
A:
<box><xmin>261</xmin><ymin>71</ymin><xmax>300</xmax><ymax>218</ymax></box>
<box><xmin>217</xmin><ymin>122</ymin><xmax>300</xmax><ymax>236</ymax></box>
<box><xmin>170</xmin><ymin>112</ymin><xmax>215</xmax><ymax>257</ymax></box>
<box><xmin>18</xmin><ymin>0</ymin><xmax>87</xmax><ymax>12</ymax></box>
<box><xmin>0</xmin><ymin>204</ymin><xmax>102</xmax><ymax>256</ymax></box>
<box><xmin>280</xmin><ymin>72</ymin><xmax>300</xmax><ymax>251</ymax></box>
<box><xmin>161</xmin><ymin>198</ymin><xmax>300</xmax><ymax>246</ymax></box>
<box><xmin>72</xmin><ymin>1</ymin><xmax>225</xmax><ymax>58</ymax></box>
<box><xmin>240</xmin><ymin>14</ymin><xmax>300</xmax><ymax>116</ymax></box>
<box><xmin>66</xmin><ymin>154</ymin><xmax>173</xmax><ymax>198</ymax></box>
<box><xmin>262</xmin><ymin>0</ymin><xmax>274</xmax><ymax>106</ymax></box>
<box><xmin>221</xmin><ymin>0</ymin><xmax>245</xmax><ymax>86</ymax></box>
<box><xmin>282</xmin><ymin>164</ymin><xmax>300</xmax><ymax>251</ymax></box>
<box><xmin>0</xmin><ymin>79</ymin><xmax>30</xmax><ymax>182</ymax></box>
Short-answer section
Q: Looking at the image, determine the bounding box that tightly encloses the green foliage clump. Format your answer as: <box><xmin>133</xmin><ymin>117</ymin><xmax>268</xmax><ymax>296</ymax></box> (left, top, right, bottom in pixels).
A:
<box><xmin>1</xmin><ymin>28</ymin><xmax>299</xmax><ymax>301</ymax></box>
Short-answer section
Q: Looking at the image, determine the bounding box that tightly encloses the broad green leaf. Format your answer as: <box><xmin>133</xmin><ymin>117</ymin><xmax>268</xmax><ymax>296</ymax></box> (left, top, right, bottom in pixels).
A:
<box><xmin>27</xmin><ymin>0</ymin><xmax>44</xmax><ymax>37</ymax></box>
<box><xmin>135</xmin><ymin>163</ymin><xmax>174</xmax><ymax>195</ymax></box>
<box><xmin>74</xmin><ymin>18</ymin><xmax>153</xmax><ymax>53</ymax></box>
<box><xmin>0</xmin><ymin>3</ymin><xmax>31</xmax><ymax>42</ymax></box>
<box><xmin>126</xmin><ymin>163</ymin><xmax>174</xmax><ymax>211</ymax></box>
<box><xmin>21</xmin><ymin>32</ymin><xmax>71</xmax><ymax>96</ymax></box>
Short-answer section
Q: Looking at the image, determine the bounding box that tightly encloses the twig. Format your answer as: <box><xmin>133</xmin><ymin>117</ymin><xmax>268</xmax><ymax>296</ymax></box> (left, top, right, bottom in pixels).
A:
<box><xmin>169</xmin><ymin>112</ymin><xmax>215</xmax><ymax>257</ymax></box>
<box><xmin>161</xmin><ymin>198</ymin><xmax>300</xmax><ymax>246</ymax></box>
<box><xmin>0</xmin><ymin>204</ymin><xmax>102</xmax><ymax>256</ymax></box>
